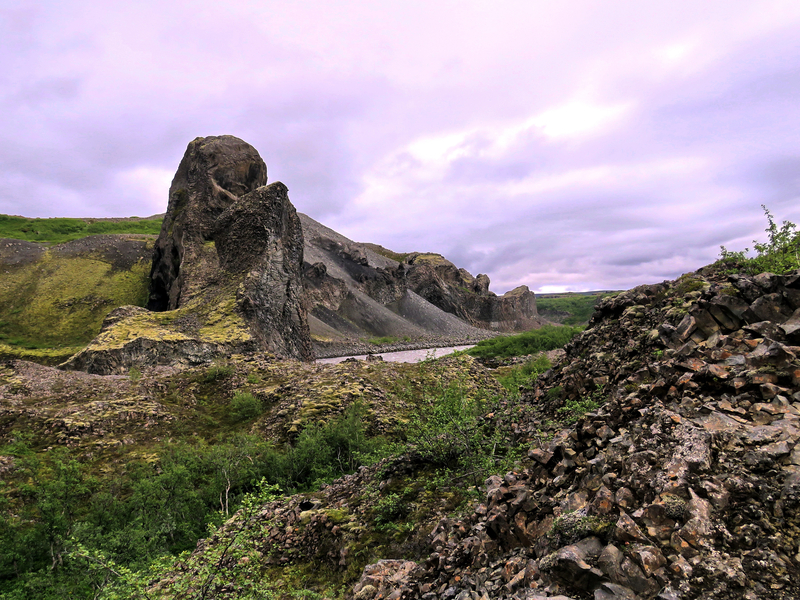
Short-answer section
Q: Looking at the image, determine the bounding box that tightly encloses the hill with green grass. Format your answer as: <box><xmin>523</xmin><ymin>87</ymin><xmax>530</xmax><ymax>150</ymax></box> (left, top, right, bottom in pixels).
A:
<box><xmin>535</xmin><ymin>290</ymin><xmax>614</xmax><ymax>325</ymax></box>
<box><xmin>0</xmin><ymin>234</ymin><xmax>155</xmax><ymax>364</ymax></box>
<box><xmin>0</xmin><ymin>214</ymin><xmax>163</xmax><ymax>244</ymax></box>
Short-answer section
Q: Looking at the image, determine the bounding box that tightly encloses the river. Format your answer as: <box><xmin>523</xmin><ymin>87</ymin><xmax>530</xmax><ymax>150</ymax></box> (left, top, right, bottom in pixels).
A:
<box><xmin>316</xmin><ymin>345</ymin><xmax>475</xmax><ymax>364</ymax></box>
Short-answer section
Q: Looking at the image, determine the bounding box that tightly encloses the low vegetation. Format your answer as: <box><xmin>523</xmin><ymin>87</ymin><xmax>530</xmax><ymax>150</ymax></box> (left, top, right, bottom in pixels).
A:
<box><xmin>0</xmin><ymin>215</ymin><xmax>162</xmax><ymax>244</ymax></box>
<box><xmin>535</xmin><ymin>293</ymin><xmax>607</xmax><ymax>326</ymax></box>
<box><xmin>0</xmin><ymin>402</ymin><xmax>382</xmax><ymax>599</ymax></box>
<box><xmin>718</xmin><ymin>205</ymin><xmax>800</xmax><ymax>274</ymax></box>
<box><xmin>466</xmin><ymin>324</ymin><xmax>582</xmax><ymax>359</ymax></box>
<box><xmin>496</xmin><ymin>353</ymin><xmax>552</xmax><ymax>394</ymax></box>
<box><xmin>0</xmin><ymin>235</ymin><xmax>153</xmax><ymax>362</ymax></box>
<box><xmin>0</xmin><ymin>353</ymin><xmax>527</xmax><ymax>599</ymax></box>
<box><xmin>367</xmin><ymin>335</ymin><xmax>410</xmax><ymax>345</ymax></box>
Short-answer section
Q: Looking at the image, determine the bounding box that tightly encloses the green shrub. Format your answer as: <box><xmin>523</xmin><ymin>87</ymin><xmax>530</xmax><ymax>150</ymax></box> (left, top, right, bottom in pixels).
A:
<box><xmin>719</xmin><ymin>205</ymin><xmax>800</xmax><ymax>275</ymax></box>
<box><xmin>229</xmin><ymin>392</ymin><xmax>263</xmax><ymax>422</ymax></box>
<box><xmin>373</xmin><ymin>493</ymin><xmax>409</xmax><ymax>524</ymax></box>
<box><xmin>202</xmin><ymin>363</ymin><xmax>234</xmax><ymax>382</ymax></box>
<box><xmin>401</xmin><ymin>363</ymin><xmax>524</xmax><ymax>487</ymax></box>
<box><xmin>467</xmin><ymin>325</ymin><xmax>582</xmax><ymax>359</ymax></box>
<box><xmin>557</xmin><ymin>386</ymin><xmax>604</xmax><ymax>424</ymax></box>
<box><xmin>498</xmin><ymin>353</ymin><xmax>552</xmax><ymax>393</ymax></box>
<box><xmin>278</xmin><ymin>402</ymin><xmax>381</xmax><ymax>490</ymax></box>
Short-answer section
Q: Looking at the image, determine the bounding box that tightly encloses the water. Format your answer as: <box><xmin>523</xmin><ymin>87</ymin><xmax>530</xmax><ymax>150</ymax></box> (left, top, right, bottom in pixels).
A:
<box><xmin>316</xmin><ymin>345</ymin><xmax>475</xmax><ymax>365</ymax></box>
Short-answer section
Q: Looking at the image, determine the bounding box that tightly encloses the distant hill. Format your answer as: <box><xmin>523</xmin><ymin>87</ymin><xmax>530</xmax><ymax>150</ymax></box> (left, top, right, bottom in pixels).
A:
<box><xmin>535</xmin><ymin>290</ymin><xmax>617</xmax><ymax>325</ymax></box>
<box><xmin>0</xmin><ymin>214</ymin><xmax>163</xmax><ymax>243</ymax></box>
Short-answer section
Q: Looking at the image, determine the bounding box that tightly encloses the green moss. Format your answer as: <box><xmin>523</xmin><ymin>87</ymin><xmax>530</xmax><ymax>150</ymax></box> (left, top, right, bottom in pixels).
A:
<box><xmin>0</xmin><ymin>248</ymin><xmax>152</xmax><ymax>352</ymax></box>
<box><xmin>0</xmin><ymin>344</ymin><xmax>82</xmax><ymax>366</ymax></box>
<box><xmin>674</xmin><ymin>275</ymin><xmax>708</xmax><ymax>297</ymax></box>
<box><xmin>550</xmin><ymin>510</ymin><xmax>614</xmax><ymax>543</ymax></box>
<box><xmin>411</xmin><ymin>253</ymin><xmax>449</xmax><ymax>266</ymax></box>
<box><xmin>661</xmin><ymin>493</ymin><xmax>687</xmax><ymax>519</ymax></box>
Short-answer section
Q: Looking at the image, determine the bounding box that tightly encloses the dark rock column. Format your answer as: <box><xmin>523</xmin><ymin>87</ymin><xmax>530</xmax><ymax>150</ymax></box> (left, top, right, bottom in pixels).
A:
<box><xmin>215</xmin><ymin>182</ymin><xmax>313</xmax><ymax>361</ymax></box>
<box><xmin>148</xmin><ymin>135</ymin><xmax>268</xmax><ymax>311</ymax></box>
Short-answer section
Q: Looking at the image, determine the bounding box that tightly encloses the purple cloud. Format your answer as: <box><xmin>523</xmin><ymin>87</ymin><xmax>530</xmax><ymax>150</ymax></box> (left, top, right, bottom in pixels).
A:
<box><xmin>3</xmin><ymin>1</ymin><xmax>800</xmax><ymax>293</ymax></box>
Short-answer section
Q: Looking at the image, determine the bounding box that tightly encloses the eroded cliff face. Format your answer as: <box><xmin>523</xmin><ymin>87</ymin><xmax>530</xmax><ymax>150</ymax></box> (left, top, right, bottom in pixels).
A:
<box><xmin>148</xmin><ymin>135</ymin><xmax>268</xmax><ymax>311</ymax></box>
<box><xmin>61</xmin><ymin>136</ymin><xmax>312</xmax><ymax>373</ymax></box>
<box><xmin>388</xmin><ymin>252</ymin><xmax>545</xmax><ymax>332</ymax></box>
<box><xmin>300</xmin><ymin>219</ymin><xmax>547</xmax><ymax>355</ymax></box>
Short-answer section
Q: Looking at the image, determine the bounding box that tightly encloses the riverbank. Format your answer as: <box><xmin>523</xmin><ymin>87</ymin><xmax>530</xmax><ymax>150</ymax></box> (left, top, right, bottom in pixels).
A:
<box><xmin>316</xmin><ymin>345</ymin><xmax>475</xmax><ymax>364</ymax></box>
<box><xmin>312</xmin><ymin>332</ymin><xmax>497</xmax><ymax>360</ymax></box>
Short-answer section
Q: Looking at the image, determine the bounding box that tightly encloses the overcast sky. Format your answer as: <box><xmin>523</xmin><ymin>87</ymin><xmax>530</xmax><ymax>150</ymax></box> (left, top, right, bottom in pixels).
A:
<box><xmin>3</xmin><ymin>1</ymin><xmax>800</xmax><ymax>294</ymax></box>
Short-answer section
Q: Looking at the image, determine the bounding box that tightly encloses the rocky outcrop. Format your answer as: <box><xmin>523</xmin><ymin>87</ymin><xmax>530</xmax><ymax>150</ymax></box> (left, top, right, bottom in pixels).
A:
<box><xmin>300</xmin><ymin>216</ymin><xmax>546</xmax><ymax>354</ymax></box>
<box><xmin>148</xmin><ymin>135</ymin><xmax>268</xmax><ymax>311</ymax></box>
<box><xmin>61</xmin><ymin>136</ymin><xmax>312</xmax><ymax>373</ymax></box>
<box><xmin>300</xmin><ymin>215</ymin><xmax>498</xmax><ymax>354</ymax></box>
<box><xmin>364</xmin><ymin>265</ymin><xmax>800</xmax><ymax>599</ymax></box>
<box><xmin>402</xmin><ymin>253</ymin><xmax>544</xmax><ymax>332</ymax></box>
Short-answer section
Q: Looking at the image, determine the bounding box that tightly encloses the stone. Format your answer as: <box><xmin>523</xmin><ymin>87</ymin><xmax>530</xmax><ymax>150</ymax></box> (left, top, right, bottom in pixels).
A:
<box><xmin>614</xmin><ymin>512</ymin><xmax>649</xmax><ymax>543</ymax></box>
<box><xmin>62</xmin><ymin>135</ymin><xmax>313</xmax><ymax>373</ymax></box>
<box><xmin>541</xmin><ymin>544</ymin><xmax>605</xmax><ymax>590</ymax></box>
<box><xmin>746</xmin><ymin>293</ymin><xmax>793</xmax><ymax>324</ymax></box>
<box><xmin>593</xmin><ymin>582</ymin><xmax>638</xmax><ymax>600</ymax></box>
<box><xmin>149</xmin><ymin>135</ymin><xmax>268</xmax><ymax>311</ymax></box>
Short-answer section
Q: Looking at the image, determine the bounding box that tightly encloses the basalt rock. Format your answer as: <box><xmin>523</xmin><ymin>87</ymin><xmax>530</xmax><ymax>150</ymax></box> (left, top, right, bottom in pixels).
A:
<box><xmin>148</xmin><ymin>135</ymin><xmax>268</xmax><ymax>311</ymax></box>
<box><xmin>62</xmin><ymin>136</ymin><xmax>312</xmax><ymax>373</ymax></box>
<box><xmin>403</xmin><ymin>253</ymin><xmax>545</xmax><ymax>331</ymax></box>
<box><xmin>347</xmin><ymin>265</ymin><xmax>800</xmax><ymax>600</ymax></box>
<box><xmin>301</xmin><ymin>221</ymin><xmax>547</xmax><ymax>355</ymax></box>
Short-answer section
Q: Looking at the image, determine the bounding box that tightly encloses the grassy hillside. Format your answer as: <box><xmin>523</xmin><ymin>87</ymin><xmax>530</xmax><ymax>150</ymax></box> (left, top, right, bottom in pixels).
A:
<box><xmin>0</xmin><ymin>239</ymin><xmax>154</xmax><ymax>364</ymax></box>
<box><xmin>0</xmin><ymin>215</ymin><xmax>162</xmax><ymax>244</ymax></box>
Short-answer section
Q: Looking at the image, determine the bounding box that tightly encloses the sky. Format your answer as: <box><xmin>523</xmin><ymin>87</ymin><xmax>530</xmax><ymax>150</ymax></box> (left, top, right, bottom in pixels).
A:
<box><xmin>3</xmin><ymin>1</ymin><xmax>800</xmax><ymax>294</ymax></box>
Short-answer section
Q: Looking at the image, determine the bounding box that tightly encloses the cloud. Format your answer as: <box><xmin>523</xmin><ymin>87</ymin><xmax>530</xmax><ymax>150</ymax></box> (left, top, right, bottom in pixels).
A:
<box><xmin>3</xmin><ymin>1</ymin><xmax>800</xmax><ymax>294</ymax></box>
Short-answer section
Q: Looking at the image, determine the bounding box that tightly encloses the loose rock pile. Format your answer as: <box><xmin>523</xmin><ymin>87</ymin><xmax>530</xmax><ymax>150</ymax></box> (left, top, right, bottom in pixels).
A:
<box><xmin>352</xmin><ymin>266</ymin><xmax>800</xmax><ymax>599</ymax></box>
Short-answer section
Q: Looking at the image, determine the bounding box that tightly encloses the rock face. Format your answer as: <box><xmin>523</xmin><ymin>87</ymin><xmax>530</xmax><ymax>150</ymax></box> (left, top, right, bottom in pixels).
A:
<box><xmin>402</xmin><ymin>253</ymin><xmax>543</xmax><ymax>331</ymax></box>
<box><xmin>62</xmin><ymin>136</ymin><xmax>312</xmax><ymax>373</ymax></box>
<box><xmin>148</xmin><ymin>135</ymin><xmax>268</xmax><ymax>311</ymax></box>
<box><xmin>300</xmin><ymin>216</ymin><xmax>546</xmax><ymax>356</ymax></box>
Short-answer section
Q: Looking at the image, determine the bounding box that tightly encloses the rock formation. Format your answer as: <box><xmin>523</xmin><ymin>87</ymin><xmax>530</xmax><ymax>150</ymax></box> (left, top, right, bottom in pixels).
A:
<box><xmin>148</xmin><ymin>135</ymin><xmax>268</xmax><ymax>311</ymax></box>
<box><xmin>62</xmin><ymin>135</ymin><xmax>312</xmax><ymax>373</ymax></box>
<box><xmin>402</xmin><ymin>253</ymin><xmax>543</xmax><ymax>331</ymax></box>
<box><xmin>366</xmin><ymin>265</ymin><xmax>800</xmax><ymax>599</ymax></box>
<box><xmin>166</xmin><ymin>264</ymin><xmax>800</xmax><ymax>599</ymax></box>
<box><xmin>300</xmin><ymin>216</ymin><xmax>547</xmax><ymax>356</ymax></box>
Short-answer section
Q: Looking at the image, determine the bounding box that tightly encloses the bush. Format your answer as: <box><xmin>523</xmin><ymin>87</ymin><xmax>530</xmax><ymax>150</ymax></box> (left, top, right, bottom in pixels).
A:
<box><xmin>278</xmin><ymin>402</ymin><xmax>381</xmax><ymax>489</ymax></box>
<box><xmin>202</xmin><ymin>363</ymin><xmax>234</xmax><ymax>382</ymax></box>
<box><xmin>557</xmin><ymin>386</ymin><xmax>604</xmax><ymax>424</ymax></box>
<box><xmin>373</xmin><ymin>493</ymin><xmax>409</xmax><ymax>524</ymax></box>
<box><xmin>719</xmin><ymin>205</ymin><xmax>800</xmax><ymax>275</ymax></box>
<box><xmin>467</xmin><ymin>325</ymin><xmax>582</xmax><ymax>359</ymax></box>
<box><xmin>229</xmin><ymin>392</ymin><xmax>263</xmax><ymax>422</ymax></box>
<box><xmin>497</xmin><ymin>353</ymin><xmax>552</xmax><ymax>393</ymax></box>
